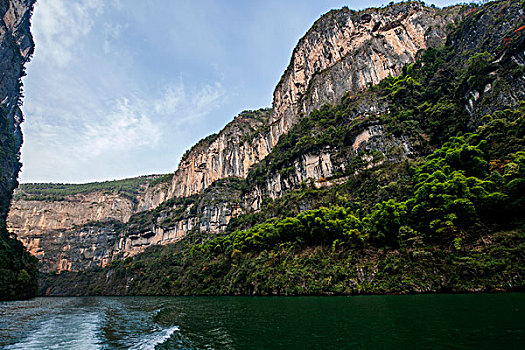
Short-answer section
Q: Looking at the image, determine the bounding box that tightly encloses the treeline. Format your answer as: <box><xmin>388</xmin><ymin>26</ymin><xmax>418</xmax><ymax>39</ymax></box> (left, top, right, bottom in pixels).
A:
<box><xmin>15</xmin><ymin>175</ymin><xmax>165</xmax><ymax>201</ymax></box>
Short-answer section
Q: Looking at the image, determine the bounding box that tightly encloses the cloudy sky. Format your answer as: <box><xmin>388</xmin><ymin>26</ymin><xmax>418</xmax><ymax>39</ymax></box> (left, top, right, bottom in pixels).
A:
<box><xmin>20</xmin><ymin>0</ymin><xmax>464</xmax><ymax>184</ymax></box>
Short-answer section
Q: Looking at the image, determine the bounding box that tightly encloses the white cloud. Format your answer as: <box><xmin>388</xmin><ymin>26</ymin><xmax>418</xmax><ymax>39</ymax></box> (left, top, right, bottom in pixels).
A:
<box><xmin>153</xmin><ymin>81</ymin><xmax>225</xmax><ymax>125</ymax></box>
<box><xmin>32</xmin><ymin>0</ymin><xmax>104</xmax><ymax>66</ymax></box>
<box><xmin>191</xmin><ymin>82</ymin><xmax>224</xmax><ymax>115</ymax></box>
<box><xmin>20</xmin><ymin>79</ymin><xmax>225</xmax><ymax>183</ymax></box>
<box><xmin>78</xmin><ymin>96</ymin><xmax>161</xmax><ymax>159</ymax></box>
<box><xmin>154</xmin><ymin>83</ymin><xmax>185</xmax><ymax>115</ymax></box>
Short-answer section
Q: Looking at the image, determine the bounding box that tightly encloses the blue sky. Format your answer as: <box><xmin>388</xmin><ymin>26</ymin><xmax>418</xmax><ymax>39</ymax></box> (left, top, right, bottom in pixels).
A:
<box><xmin>20</xmin><ymin>0</ymin><xmax>466</xmax><ymax>184</ymax></box>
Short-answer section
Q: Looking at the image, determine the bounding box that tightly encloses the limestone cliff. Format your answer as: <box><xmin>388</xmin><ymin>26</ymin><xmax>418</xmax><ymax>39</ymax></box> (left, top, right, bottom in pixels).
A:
<box><xmin>167</xmin><ymin>109</ymin><xmax>271</xmax><ymax>198</ymax></box>
<box><xmin>164</xmin><ymin>2</ymin><xmax>461</xmax><ymax>201</ymax></box>
<box><xmin>7</xmin><ymin>2</ymin><xmax>482</xmax><ymax>273</ymax></box>
<box><xmin>268</xmin><ymin>2</ymin><xmax>460</xmax><ymax>146</ymax></box>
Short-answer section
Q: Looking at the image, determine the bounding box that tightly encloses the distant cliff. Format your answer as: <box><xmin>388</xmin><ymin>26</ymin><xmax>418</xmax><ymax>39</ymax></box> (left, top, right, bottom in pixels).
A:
<box><xmin>0</xmin><ymin>0</ymin><xmax>37</xmax><ymax>300</ymax></box>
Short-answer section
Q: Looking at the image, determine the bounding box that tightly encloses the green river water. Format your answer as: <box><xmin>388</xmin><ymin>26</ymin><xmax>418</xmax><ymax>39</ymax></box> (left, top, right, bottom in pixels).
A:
<box><xmin>0</xmin><ymin>293</ymin><xmax>523</xmax><ymax>349</ymax></box>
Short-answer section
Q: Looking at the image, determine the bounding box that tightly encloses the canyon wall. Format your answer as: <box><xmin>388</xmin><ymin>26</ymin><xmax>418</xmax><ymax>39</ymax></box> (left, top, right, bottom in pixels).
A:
<box><xmin>8</xmin><ymin>2</ymin><xmax>465</xmax><ymax>273</ymax></box>
<box><xmin>10</xmin><ymin>178</ymin><xmax>244</xmax><ymax>272</ymax></box>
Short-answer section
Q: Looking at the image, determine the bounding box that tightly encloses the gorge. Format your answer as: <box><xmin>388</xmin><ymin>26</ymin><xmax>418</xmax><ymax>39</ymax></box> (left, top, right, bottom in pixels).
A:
<box><xmin>10</xmin><ymin>1</ymin><xmax>463</xmax><ymax>274</ymax></box>
<box><xmin>2</xmin><ymin>0</ymin><xmax>525</xmax><ymax>297</ymax></box>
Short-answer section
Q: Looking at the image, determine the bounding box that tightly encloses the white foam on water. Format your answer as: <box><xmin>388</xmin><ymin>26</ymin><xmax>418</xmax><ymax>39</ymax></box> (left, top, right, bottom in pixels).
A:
<box><xmin>5</xmin><ymin>311</ymin><xmax>103</xmax><ymax>350</ymax></box>
<box><xmin>128</xmin><ymin>325</ymin><xmax>180</xmax><ymax>350</ymax></box>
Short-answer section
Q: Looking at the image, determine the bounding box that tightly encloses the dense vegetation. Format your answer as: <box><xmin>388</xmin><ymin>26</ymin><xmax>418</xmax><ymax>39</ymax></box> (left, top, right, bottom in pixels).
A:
<box><xmin>43</xmin><ymin>105</ymin><xmax>524</xmax><ymax>296</ymax></box>
<box><xmin>0</xmin><ymin>225</ymin><xmax>38</xmax><ymax>300</ymax></box>
<box><xmin>201</xmin><ymin>112</ymin><xmax>524</xmax><ymax>254</ymax></box>
<box><xmin>39</xmin><ymin>0</ymin><xmax>525</xmax><ymax>296</ymax></box>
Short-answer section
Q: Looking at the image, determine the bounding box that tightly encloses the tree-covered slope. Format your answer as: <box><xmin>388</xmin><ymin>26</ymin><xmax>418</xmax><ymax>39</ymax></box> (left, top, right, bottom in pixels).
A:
<box><xmin>41</xmin><ymin>107</ymin><xmax>524</xmax><ymax>296</ymax></box>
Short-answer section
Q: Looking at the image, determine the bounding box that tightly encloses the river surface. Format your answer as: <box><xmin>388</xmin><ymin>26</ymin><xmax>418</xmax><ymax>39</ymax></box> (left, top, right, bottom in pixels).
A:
<box><xmin>0</xmin><ymin>293</ymin><xmax>523</xmax><ymax>349</ymax></box>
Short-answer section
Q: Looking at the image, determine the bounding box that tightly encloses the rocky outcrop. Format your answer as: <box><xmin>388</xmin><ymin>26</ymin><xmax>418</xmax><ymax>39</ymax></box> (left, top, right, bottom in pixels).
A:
<box><xmin>268</xmin><ymin>2</ymin><xmax>460</xmax><ymax>146</ymax></box>
<box><xmin>122</xmin><ymin>179</ymin><xmax>244</xmax><ymax>261</ymax></box>
<box><xmin>167</xmin><ymin>109</ymin><xmax>271</xmax><ymax>198</ymax></box>
<box><xmin>28</xmin><ymin>221</ymin><xmax>121</xmax><ymax>273</ymax></box>
<box><xmin>135</xmin><ymin>177</ymin><xmax>171</xmax><ymax>212</ymax></box>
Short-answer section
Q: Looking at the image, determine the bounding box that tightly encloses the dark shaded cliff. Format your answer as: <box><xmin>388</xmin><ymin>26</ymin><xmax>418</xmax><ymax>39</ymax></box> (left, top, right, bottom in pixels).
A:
<box><xmin>0</xmin><ymin>0</ymin><xmax>37</xmax><ymax>300</ymax></box>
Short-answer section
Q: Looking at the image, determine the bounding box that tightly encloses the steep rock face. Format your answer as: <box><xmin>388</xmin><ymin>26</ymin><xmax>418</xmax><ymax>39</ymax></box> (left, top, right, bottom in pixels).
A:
<box><xmin>8</xmin><ymin>176</ymin><xmax>171</xmax><ymax>234</ymax></box>
<box><xmin>269</xmin><ymin>2</ymin><xmax>460</xmax><ymax>146</ymax></box>
<box><xmin>0</xmin><ymin>0</ymin><xmax>37</xmax><ymax>300</ymax></box>
<box><xmin>8</xmin><ymin>191</ymin><xmax>136</xmax><ymax>246</ymax></box>
<box><xmin>123</xmin><ymin>179</ymin><xmax>243</xmax><ymax>260</ymax></box>
<box><xmin>21</xmin><ymin>179</ymin><xmax>243</xmax><ymax>272</ymax></box>
<box><xmin>12</xmin><ymin>192</ymin><xmax>137</xmax><ymax>228</ymax></box>
<box><xmin>0</xmin><ymin>0</ymin><xmax>35</xmax><ymax>221</ymax></box>
<box><xmin>112</xmin><ymin>200</ymin><xmax>241</xmax><ymax>268</ymax></box>
<box><xmin>29</xmin><ymin>221</ymin><xmax>121</xmax><ymax>273</ymax></box>
<box><xmin>135</xmin><ymin>177</ymin><xmax>172</xmax><ymax>212</ymax></box>
<box><xmin>167</xmin><ymin>109</ymin><xmax>271</xmax><ymax>198</ymax></box>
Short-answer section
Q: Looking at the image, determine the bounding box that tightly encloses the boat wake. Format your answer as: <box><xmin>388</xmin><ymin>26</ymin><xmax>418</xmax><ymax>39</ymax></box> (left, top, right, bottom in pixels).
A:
<box><xmin>5</xmin><ymin>311</ymin><xmax>103</xmax><ymax>350</ymax></box>
<box><xmin>128</xmin><ymin>325</ymin><xmax>180</xmax><ymax>350</ymax></box>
